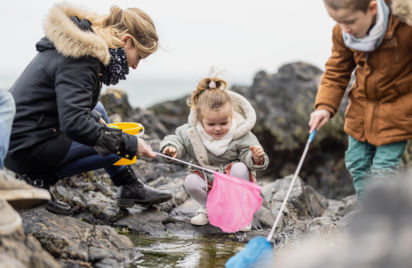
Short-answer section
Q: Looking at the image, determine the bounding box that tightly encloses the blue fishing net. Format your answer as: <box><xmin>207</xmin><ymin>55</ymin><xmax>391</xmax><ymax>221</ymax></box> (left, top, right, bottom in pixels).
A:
<box><xmin>225</xmin><ymin>236</ymin><xmax>274</xmax><ymax>268</ymax></box>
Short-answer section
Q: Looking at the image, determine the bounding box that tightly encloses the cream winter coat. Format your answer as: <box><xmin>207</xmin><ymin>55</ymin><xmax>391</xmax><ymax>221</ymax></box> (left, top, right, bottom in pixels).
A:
<box><xmin>160</xmin><ymin>91</ymin><xmax>269</xmax><ymax>182</ymax></box>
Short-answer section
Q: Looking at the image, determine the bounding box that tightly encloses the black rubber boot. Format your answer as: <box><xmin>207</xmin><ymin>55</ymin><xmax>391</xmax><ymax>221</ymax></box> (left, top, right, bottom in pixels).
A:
<box><xmin>112</xmin><ymin>167</ymin><xmax>172</xmax><ymax>207</ymax></box>
<box><xmin>19</xmin><ymin>174</ymin><xmax>71</xmax><ymax>215</ymax></box>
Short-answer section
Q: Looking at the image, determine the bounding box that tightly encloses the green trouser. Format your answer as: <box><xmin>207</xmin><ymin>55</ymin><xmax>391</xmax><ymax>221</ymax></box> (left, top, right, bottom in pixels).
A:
<box><xmin>345</xmin><ymin>136</ymin><xmax>406</xmax><ymax>203</ymax></box>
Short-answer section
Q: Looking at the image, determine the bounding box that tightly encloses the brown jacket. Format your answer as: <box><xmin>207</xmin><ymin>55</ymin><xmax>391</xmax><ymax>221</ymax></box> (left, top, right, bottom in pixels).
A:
<box><xmin>315</xmin><ymin>2</ymin><xmax>412</xmax><ymax>146</ymax></box>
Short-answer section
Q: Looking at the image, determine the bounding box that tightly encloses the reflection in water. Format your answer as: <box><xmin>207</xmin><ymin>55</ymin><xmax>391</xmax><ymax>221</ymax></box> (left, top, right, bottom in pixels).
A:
<box><xmin>128</xmin><ymin>234</ymin><xmax>245</xmax><ymax>268</ymax></box>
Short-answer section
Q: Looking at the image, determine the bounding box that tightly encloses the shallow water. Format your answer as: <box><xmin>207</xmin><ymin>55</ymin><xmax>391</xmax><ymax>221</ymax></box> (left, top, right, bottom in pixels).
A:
<box><xmin>128</xmin><ymin>234</ymin><xmax>247</xmax><ymax>268</ymax></box>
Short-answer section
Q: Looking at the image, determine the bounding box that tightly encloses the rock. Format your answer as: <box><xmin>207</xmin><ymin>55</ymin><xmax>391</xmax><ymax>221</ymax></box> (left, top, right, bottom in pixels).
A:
<box><xmin>254</xmin><ymin>206</ymin><xmax>277</xmax><ymax>229</ymax></box>
<box><xmin>20</xmin><ymin>208</ymin><xmax>140</xmax><ymax>267</ymax></box>
<box><xmin>262</xmin><ymin>175</ymin><xmax>328</xmax><ymax>223</ymax></box>
<box><xmin>149</xmin><ymin>98</ymin><xmax>189</xmax><ymax>134</ymax></box>
<box><xmin>0</xmin><ymin>228</ymin><xmax>60</xmax><ymax>268</ymax></box>
<box><xmin>115</xmin><ymin>207</ymin><xmax>169</xmax><ymax>235</ymax></box>
<box><xmin>100</xmin><ymin>88</ymin><xmax>134</xmax><ymax>120</ymax></box>
<box><xmin>127</xmin><ymin>109</ymin><xmax>170</xmax><ymax>139</ymax></box>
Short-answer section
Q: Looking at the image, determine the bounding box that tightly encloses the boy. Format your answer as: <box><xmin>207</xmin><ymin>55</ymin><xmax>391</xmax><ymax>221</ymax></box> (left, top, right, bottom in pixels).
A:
<box><xmin>309</xmin><ymin>0</ymin><xmax>412</xmax><ymax>201</ymax></box>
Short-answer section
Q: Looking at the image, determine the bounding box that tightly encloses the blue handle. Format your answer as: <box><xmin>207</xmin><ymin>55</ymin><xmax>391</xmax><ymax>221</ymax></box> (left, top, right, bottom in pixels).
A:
<box><xmin>308</xmin><ymin>129</ymin><xmax>317</xmax><ymax>142</ymax></box>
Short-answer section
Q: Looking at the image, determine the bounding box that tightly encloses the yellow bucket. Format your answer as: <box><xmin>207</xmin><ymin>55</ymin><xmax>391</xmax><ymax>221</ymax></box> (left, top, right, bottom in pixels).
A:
<box><xmin>107</xmin><ymin>122</ymin><xmax>144</xmax><ymax>165</ymax></box>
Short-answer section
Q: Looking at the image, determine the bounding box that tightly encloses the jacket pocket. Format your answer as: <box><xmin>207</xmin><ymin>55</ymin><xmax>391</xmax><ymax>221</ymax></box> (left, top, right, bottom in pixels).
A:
<box><xmin>36</xmin><ymin>127</ymin><xmax>60</xmax><ymax>139</ymax></box>
<box><xmin>393</xmin><ymin>81</ymin><xmax>412</xmax><ymax>117</ymax></box>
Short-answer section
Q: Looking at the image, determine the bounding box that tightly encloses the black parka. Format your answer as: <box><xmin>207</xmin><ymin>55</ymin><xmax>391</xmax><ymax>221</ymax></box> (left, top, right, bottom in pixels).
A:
<box><xmin>5</xmin><ymin>5</ymin><xmax>137</xmax><ymax>175</ymax></box>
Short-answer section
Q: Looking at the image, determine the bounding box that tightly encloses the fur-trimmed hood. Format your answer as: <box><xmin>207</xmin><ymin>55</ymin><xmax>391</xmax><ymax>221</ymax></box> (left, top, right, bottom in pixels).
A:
<box><xmin>42</xmin><ymin>3</ymin><xmax>110</xmax><ymax>65</ymax></box>
<box><xmin>392</xmin><ymin>0</ymin><xmax>412</xmax><ymax>26</ymax></box>
<box><xmin>188</xmin><ymin>90</ymin><xmax>257</xmax><ymax>140</ymax></box>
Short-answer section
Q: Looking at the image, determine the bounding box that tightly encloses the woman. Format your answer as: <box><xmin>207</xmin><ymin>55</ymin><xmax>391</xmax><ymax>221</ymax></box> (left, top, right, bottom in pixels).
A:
<box><xmin>5</xmin><ymin>3</ymin><xmax>172</xmax><ymax>214</ymax></box>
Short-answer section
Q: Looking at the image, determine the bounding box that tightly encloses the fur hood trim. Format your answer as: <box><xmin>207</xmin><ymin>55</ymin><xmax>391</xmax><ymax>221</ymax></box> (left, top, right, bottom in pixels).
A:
<box><xmin>188</xmin><ymin>90</ymin><xmax>256</xmax><ymax>140</ymax></box>
<box><xmin>44</xmin><ymin>3</ymin><xmax>110</xmax><ymax>65</ymax></box>
<box><xmin>392</xmin><ymin>0</ymin><xmax>412</xmax><ymax>26</ymax></box>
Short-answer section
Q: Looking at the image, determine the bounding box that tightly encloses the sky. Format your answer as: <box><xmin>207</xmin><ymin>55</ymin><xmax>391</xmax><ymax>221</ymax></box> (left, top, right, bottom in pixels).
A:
<box><xmin>0</xmin><ymin>0</ymin><xmax>336</xmax><ymax>107</ymax></box>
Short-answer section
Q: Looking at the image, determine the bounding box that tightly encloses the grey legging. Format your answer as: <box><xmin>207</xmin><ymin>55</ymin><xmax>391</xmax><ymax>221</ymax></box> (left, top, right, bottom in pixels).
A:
<box><xmin>184</xmin><ymin>162</ymin><xmax>250</xmax><ymax>206</ymax></box>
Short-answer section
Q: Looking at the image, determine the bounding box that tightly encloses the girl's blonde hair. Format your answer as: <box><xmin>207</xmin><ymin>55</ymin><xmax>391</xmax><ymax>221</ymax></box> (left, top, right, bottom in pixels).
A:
<box><xmin>188</xmin><ymin>77</ymin><xmax>232</xmax><ymax>121</ymax></box>
<box><xmin>88</xmin><ymin>6</ymin><xmax>158</xmax><ymax>58</ymax></box>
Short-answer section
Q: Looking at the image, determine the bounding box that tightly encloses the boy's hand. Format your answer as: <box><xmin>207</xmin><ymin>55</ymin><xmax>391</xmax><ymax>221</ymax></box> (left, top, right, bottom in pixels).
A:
<box><xmin>163</xmin><ymin>146</ymin><xmax>177</xmax><ymax>158</ymax></box>
<box><xmin>250</xmin><ymin>145</ymin><xmax>265</xmax><ymax>165</ymax></box>
<box><xmin>309</xmin><ymin>109</ymin><xmax>331</xmax><ymax>133</ymax></box>
<box><xmin>136</xmin><ymin>138</ymin><xmax>156</xmax><ymax>158</ymax></box>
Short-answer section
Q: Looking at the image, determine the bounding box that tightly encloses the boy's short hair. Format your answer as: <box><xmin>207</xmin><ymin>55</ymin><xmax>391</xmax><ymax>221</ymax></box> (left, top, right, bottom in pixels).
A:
<box><xmin>323</xmin><ymin>0</ymin><xmax>372</xmax><ymax>13</ymax></box>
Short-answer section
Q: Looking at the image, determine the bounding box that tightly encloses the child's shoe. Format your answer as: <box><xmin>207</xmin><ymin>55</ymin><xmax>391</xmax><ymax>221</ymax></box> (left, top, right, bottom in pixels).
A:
<box><xmin>239</xmin><ymin>223</ymin><xmax>252</xmax><ymax>232</ymax></box>
<box><xmin>190</xmin><ymin>207</ymin><xmax>209</xmax><ymax>225</ymax></box>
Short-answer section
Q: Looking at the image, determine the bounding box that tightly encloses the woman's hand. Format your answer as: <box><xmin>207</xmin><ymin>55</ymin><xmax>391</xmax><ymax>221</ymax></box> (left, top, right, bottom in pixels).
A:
<box><xmin>250</xmin><ymin>145</ymin><xmax>265</xmax><ymax>165</ymax></box>
<box><xmin>309</xmin><ymin>109</ymin><xmax>331</xmax><ymax>133</ymax></box>
<box><xmin>136</xmin><ymin>138</ymin><xmax>156</xmax><ymax>158</ymax></box>
<box><xmin>163</xmin><ymin>146</ymin><xmax>177</xmax><ymax>158</ymax></box>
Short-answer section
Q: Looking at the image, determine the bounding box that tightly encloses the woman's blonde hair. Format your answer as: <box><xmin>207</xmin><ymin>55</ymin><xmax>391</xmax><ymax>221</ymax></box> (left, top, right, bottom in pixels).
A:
<box><xmin>88</xmin><ymin>6</ymin><xmax>158</xmax><ymax>58</ymax></box>
<box><xmin>188</xmin><ymin>77</ymin><xmax>232</xmax><ymax>121</ymax></box>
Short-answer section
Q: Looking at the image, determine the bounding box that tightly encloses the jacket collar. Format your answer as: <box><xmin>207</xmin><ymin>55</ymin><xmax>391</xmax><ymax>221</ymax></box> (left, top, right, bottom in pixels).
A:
<box><xmin>391</xmin><ymin>0</ymin><xmax>412</xmax><ymax>26</ymax></box>
<box><xmin>42</xmin><ymin>3</ymin><xmax>110</xmax><ymax>65</ymax></box>
<box><xmin>188</xmin><ymin>90</ymin><xmax>256</xmax><ymax>140</ymax></box>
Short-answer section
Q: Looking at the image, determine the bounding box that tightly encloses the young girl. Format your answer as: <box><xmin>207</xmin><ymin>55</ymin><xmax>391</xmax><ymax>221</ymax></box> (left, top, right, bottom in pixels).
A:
<box><xmin>160</xmin><ymin>77</ymin><xmax>269</xmax><ymax>231</ymax></box>
<box><xmin>5</xmin><ymin>3</ymin><xmax>172</xmax><ymax>214</ymax></box>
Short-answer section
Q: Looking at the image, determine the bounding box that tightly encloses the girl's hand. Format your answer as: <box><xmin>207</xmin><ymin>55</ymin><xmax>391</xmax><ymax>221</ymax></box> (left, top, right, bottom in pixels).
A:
<box><xmin>136</xmin><ymin>138</ymin><xmax>156</xmax><ymax>158</ymax></box>
<box><xmin>309</xmin><ymin>109</ymin><xmax>330</xmax><ymax>133</ymax></box>
<box><xmin>250</xmin><ymin>145</ymin><xmax>265</xmax><ymax>165</ymax></box>
<box><xmin>163</xmin><ymin>146</ymin><xmax>177</xmax><ymax>158</ymax></box>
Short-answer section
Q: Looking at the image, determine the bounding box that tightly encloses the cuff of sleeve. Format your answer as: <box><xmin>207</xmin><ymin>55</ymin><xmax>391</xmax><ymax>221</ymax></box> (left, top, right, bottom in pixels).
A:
<box><xmin>159</xmin><ymin>143</ymin><xmax>179</xmax><ymax>161</ymax></box>
<box><xmin>160</xmin><ymin>142</ymin><xmax>178</xmax><ymax>153</ymax></box>
<box><xmin>118</xmin><ymin>133</ymin><xmax>137</xmax><ymax>160</ymax></box>
<box><xmin>93</xmin><ymin>126</ymin><xmax>136</xmax><ymax>159</ymax></box>
<box><xmin>250</xmin><ymin>155</ymin><xmax>269</xmax><ymax>170</ymax></box>
<box><xmin>316</xmin><ymin>104</ymin><xmax>335</xmax><ymax>117</ymax></box>
<box><xmin>91</xmin><ymin>110</ymin><xmax>102</xmax><ymax>122</ymax></box>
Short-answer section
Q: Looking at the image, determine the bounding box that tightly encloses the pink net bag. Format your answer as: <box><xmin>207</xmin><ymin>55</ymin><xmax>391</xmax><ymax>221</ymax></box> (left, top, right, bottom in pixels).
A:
<box><xmin>206</xmin><ymin>172</ymin><xmax>263</xmax><ymax>233</ymax></box>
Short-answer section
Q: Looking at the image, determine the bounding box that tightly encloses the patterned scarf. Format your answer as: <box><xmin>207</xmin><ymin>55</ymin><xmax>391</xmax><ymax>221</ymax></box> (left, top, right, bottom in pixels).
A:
<box><xmin>100</xmin><ymin>48</ymin><xmax>129</xmax><ymax>86</ymax></box>
<box><xmin>342</xmin><ymin>0</ymin><xmax>389</xmax><ymax>52</ymax></box>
